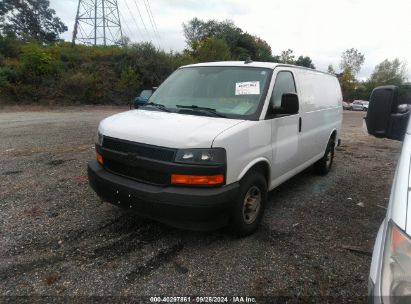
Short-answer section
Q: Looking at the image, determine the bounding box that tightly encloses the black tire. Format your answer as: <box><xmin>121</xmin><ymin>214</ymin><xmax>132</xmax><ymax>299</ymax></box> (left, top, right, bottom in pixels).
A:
<box><xmin>230</xmin><ymin>171</ymin><xmax>267</xmax><ymax>236</ymax></box>
<box><xmin>314</xmin><ymin>137</ymin><xmax>335</xmax><ymax>175</ymax></box>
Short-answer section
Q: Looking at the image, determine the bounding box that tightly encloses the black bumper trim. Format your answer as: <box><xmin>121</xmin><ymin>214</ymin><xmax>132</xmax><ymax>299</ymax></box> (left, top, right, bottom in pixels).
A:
<box><xmin>88</xmin><ymin>161</ymin><xmax>239</xmax><ymax>230</ymax></box>
<box><xmin>96</xmin><ymin>144</ymin><xmax>227</xmax><ymax>186</ymax></box>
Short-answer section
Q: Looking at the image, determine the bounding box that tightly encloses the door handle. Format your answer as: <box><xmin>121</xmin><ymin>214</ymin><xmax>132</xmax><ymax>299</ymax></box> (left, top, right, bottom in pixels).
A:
<box><xmin>299</xmin><ymin>117</ymin><xmax>302</xmax><ymax>132</ymax></box>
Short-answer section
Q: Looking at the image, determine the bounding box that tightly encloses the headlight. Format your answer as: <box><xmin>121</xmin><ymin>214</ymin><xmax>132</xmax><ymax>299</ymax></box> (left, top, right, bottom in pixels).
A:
<box><xmin>96</xmin><ymin>131</ymin><xmax>103</xmax><ymax>146</ymax></box>
<box><xmin>175</xmin><ymin>148</ymin><xmax>226</xmax><ymax>165</ymax></box>
<box><xmin>381</xmin><ymin>220</ymin><xmax>411</xmax><ymax>300</ymax></box>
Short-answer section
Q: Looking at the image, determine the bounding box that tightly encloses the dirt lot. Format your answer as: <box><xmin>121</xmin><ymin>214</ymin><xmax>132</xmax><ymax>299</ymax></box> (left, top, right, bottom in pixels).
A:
<box><xmin>0</xmin><ymin>108</ymin><xmax>402</xmax><ymax>301</ymax></box>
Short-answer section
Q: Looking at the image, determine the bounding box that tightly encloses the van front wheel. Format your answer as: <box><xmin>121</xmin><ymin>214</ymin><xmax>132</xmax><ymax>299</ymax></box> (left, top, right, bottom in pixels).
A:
<box><xmin>230</xmin><ymin>171</ymin><xmax>267</xmax><ymax>236</ymax></box>
<box><xmin>314</xmin><ymin>138</ymin><xmax>335</xmax><ymax>175</ymax></box>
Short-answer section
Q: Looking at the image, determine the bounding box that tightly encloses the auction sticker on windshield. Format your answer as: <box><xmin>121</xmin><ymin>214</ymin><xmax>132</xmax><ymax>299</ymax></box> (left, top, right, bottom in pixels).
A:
<box><xmin>235</xmin><ymin>81</ymin><xmax>260</xmax><ymax>95</ymax></box>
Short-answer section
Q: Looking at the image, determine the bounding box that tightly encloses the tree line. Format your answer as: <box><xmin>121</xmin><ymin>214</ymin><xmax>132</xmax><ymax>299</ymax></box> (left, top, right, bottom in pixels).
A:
<box><xmin>182</xmin><ymin>18</ymin><xmax>315</xmax><ymax>69</ymax></box>
<box><xmin>328</xmin><ymin>48</ymin><xmax>409</xmax><ymax>101</ymax></box>
<box><xmin>0</xmin><ymin>0</ymin><xmax>408</xmax><ymax>105</ymax></box>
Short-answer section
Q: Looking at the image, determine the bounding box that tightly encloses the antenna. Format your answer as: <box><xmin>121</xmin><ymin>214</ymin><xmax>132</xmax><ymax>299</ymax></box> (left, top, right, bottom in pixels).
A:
<box><xmin>72</xmin><ymin>0</ymin><xmax>124</xmax><ymax>46</ymax></box>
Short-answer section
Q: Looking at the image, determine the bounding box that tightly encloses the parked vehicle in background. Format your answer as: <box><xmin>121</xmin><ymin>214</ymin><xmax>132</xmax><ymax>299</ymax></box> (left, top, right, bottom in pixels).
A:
<box><xmin>88</xmin><ymin>61</ymin><xmax>342</xmax><ymax>236</ymax></box>
<box><xmin>365</xmin><ymin>85</ymin><xmax>411</xmax><ymax>302</ymax></box>
<box><xmin>352</xmin><ymin>100</ymin><xmax>369</xmax><ymax>111</ymax></box>
<box><xmin>343</xmin><ymin>101</ymin><xmax>352</xmax><ymax>110</ymax></box>
<box><xmin>133</xmin><ymin>89</ymin><xmax>155</xmax><ymax>108</ymax></box>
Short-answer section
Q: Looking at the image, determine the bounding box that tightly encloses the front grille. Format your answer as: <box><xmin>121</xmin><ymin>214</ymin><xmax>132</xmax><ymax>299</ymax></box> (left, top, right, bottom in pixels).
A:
<box><xmin>104</xmin><ymin>159</ymin><xmax>169</xmax><ymax>185</ymax></box>
<box><xmin>103</xmin><ymin>136</ymin><xmax>176</xmax><ymax>162</ymax></box>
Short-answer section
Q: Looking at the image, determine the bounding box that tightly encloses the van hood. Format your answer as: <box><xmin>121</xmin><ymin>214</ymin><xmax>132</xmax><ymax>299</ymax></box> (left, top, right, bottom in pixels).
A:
<box><xmin>99</xmin><ymin>109</ymin><xmax>245</xmax><ymax>148</ymax></box>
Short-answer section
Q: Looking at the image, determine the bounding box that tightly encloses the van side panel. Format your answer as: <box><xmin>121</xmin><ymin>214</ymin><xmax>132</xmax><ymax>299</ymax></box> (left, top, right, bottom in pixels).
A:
<box><xmin>212</xmin><ymin>120</ymin><xmax>272</xmax><ymax>185</ymax></box>
<box><xmin>295</xmin><ymin>70</ymin><xmax>342</xmax><ymax>165</ymax></box>
<box><xmin>214</xmin><ymin>67</ymin><xmax>342</xmax><ymax>188</ymax></box>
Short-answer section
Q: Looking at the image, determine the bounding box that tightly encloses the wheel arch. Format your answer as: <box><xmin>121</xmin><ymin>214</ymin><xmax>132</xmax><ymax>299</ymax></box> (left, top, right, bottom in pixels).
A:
<box><xmin>329</xmin><ymin>128</ymin><xmax>338</xmax><ymax>147</ymax></box>
<box><xmin>238</xmin><ymin>158</ymin><xmax>271</xmax><ymax>185</ymax></box>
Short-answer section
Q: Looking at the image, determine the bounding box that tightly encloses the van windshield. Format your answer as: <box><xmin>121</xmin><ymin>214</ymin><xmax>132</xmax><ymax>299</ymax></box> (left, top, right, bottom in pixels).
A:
<box><xmin>148</xmin><ymin>66</ymin><xmax>272</xmax><ymax>119</ymax></box>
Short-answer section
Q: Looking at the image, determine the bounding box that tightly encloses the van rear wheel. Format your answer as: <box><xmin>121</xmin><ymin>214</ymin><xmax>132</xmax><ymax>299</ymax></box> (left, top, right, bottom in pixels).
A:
<box><xmin>230</xmin><ymin>171</ymin><xmax>267</xmax><ymax>236</ymax></box>
<box><xmin>314</xmin><ymin>138</ymin><xmax>335</xmax><ymax>175</ymax></box>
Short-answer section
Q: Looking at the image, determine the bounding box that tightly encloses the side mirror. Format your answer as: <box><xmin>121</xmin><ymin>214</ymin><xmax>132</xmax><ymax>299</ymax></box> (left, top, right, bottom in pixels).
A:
<box><xmin>365</xmin><ymin>85</ymin><xmax>409</xmax><ymax>141</ymax></box>
<box><xmin>133</xmin><ymin>89</ymin><xmax>153</xmax><ymax>108</ymax></box>
<box><xmin>275</xmin><ymin>93</ymin><xmax>299</xmax><ymax>115</ymax></box>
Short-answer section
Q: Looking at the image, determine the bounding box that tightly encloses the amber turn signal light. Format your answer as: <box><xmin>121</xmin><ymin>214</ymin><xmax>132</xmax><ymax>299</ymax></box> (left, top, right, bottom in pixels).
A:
<box><xmin>96</xmin><ymin>151</ymin><xmax>104</xmax><ymax>165</ymax></box>
<box><xmin>171</xmin><ymin>174</ymin><xmax>224</xmax><ymax>185</ymax></box>
<box><xmin>391</xmin><ymin>224</ymin><xmax>408</xmax><ymax>251</ymax></box>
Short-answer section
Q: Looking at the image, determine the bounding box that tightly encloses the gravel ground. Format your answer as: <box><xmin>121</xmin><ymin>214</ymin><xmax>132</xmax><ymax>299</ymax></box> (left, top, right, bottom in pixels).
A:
<box><xmin>0</xmin><ymin>108</ymin><xmax>402</xmax><ymax>302</ymax></box>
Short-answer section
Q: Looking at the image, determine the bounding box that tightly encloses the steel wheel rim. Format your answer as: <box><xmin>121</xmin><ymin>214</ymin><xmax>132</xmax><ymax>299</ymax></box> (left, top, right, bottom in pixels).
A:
<box><xmin>242</xmin><ymin>186</ymin><xmax>261</xmax><ymax>224</ymax></box>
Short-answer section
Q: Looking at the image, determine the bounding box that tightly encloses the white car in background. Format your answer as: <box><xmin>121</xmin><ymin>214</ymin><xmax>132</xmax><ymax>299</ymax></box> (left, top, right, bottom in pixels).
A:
<box><xmin>343</xmin><ymin>101</ymin><xmax>352</xmax><ymax>110</ymax></box>
<box><xmin>365</xmin><ymin>85</ymin><xmax>411</xmax><ymax>303</ymax></box>
<box><xmin>352</xmin><ymin>100</ymin><xmax>369</xmax><ymax>111</ymax></box>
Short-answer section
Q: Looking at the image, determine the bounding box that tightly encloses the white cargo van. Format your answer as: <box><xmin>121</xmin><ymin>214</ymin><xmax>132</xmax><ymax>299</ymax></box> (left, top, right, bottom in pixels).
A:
<box><xmin>88</xmin><ymin>61</ymin><xmax>342</xmax><ymax>235</ymax></box>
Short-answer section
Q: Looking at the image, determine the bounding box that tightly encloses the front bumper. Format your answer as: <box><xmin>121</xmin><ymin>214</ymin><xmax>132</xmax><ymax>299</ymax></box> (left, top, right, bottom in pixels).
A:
<box><xmin>88</xmin><ymin>161</ymin><xmax>239</xmax><ymax>230</ymax></box>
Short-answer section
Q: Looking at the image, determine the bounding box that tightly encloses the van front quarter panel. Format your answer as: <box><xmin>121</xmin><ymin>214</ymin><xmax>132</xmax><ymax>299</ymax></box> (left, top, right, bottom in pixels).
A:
<box><xmin>212</xmin><ymin>120</ymin><xmax>272</xmax><ymax>185</ymax></box>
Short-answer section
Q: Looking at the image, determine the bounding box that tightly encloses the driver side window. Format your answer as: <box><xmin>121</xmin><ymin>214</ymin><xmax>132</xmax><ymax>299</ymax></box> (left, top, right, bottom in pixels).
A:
<box><xmin>271</xmin><ymin>71</ymin><xmax>297</xmax><ymax>108</ymax></box>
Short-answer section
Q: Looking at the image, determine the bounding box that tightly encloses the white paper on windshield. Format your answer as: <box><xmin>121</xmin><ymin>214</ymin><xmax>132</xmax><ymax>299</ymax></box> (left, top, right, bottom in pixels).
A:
<box><xmin>235</xmin><ymin>81</ymin><xmax>260</xmax><ymax>95</ymax></box>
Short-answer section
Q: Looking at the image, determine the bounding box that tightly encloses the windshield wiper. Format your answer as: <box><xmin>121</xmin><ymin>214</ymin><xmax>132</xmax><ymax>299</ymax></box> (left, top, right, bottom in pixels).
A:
<box><xmin>143</xmin><ymin>102</ymin><xmax>171</xmax><ymax>112</ymax></box>
<box><xmin>176</xmin><ymin>105</ymin><xmax>227</xmax><ymax>118</ymax></box>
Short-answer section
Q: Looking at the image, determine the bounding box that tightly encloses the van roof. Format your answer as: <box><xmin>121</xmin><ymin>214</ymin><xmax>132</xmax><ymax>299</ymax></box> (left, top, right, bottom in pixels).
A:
<box><xmin>182</xmin><ymin>61</ymin><xmax>279</xmax><ymax>69</ymax></box>
<box><xmin>181</xmin><ymin>61</ymin><xmax>334</xmax><ymax>76</ymax></box>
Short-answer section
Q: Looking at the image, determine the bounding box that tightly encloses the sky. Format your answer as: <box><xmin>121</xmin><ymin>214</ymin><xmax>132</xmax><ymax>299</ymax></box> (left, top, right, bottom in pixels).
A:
<box><xmin>50</xmin><ymin>0</ymin><xmax>411</xmax><ymax>81</ymax></box>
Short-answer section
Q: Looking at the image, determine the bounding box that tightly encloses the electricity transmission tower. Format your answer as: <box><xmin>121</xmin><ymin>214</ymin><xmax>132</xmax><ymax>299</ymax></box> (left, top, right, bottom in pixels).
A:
<box><xmin>72</xmin><ymin>0</ymin><xmax>123</xmax><ymax>46</ymax></box>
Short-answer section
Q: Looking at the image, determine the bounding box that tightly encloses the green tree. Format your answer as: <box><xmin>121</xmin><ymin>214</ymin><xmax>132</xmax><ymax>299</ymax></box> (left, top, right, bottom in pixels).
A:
<box><xmin>116</xmin><ymin>66</ymin><xmax>141</xmax><ymax>96</ymax></box>
<box><xmin>368</xmin><ymin>58</ymin><xmax>407</xmax><ymax>86</ymax></box>
<box><xmin>279</xmin><ymin>49</ymin><xmax>295</xmax><ymax>64</ymax></box>
<box><xmin>295</xmin><ymin>56</ymin><xmax>315</xmax><ymax>69</ymax></box>
<box><xmin>339</xmin><ymin>67</ymin><xmax>357</xmax><ymax>100</ymax></box>
<box><xmin>358</xmin><ymin>58</ymin><xmax>408</xmax><ymax>100</ymax></box>
<box><xmin>183</xmin><ymin>18</ymin><xmax>273</xmax><ymax>61</ymax></box>
<box><xmin>119</xmin><ymin>36</ymin><xmax>131</xmax><ymax>47</ymax></box>
<box><xmin>327</xmin><ymin>64</ymin><xmax>336</xmax><ymax>74</ymax></box>
<box><xmin>253</xmin><ymin>37</ymin><xmax>274</xmax><ymax>61</ymax></box>
<box><xmin>0</xmin><ymin>31</ymin><xmax>21</xmax><ymax>57</ymax></box>
<box><xmin>340</xmin><ymin>48</ymin><xmax>365</xmax><ymax>75</ymax></box>
<box><xmin>0</xmin><ymin>0</ymin><xmax>67</xmax><ymax>43</ymax></box>
<box><xmin>183</xmin><ymin>17</ymin><xmax>206</xmax><ymax>50</ymax></box>
<box><xmin>196</xmin><ymin>37</ymin><xmax>231</xmax><ymax>62</ymax></box>
<box><xmin>20</xmin><ymin>43</ymin><xmax>58</xmax><ymax>80</ymax></box>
